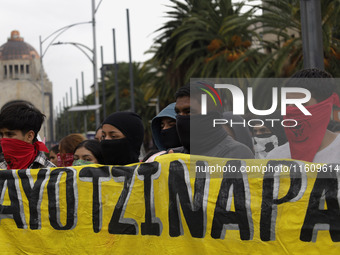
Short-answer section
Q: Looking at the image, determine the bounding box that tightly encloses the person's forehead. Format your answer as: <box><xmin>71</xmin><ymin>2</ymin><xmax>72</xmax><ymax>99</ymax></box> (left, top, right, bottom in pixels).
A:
<box><xmin>0</xmin><ymin>128</ymin><xmax>20</xmax><ymax>133</ymax></box>
<box><xmin>75</xmin><ymin>147</ymin><xmax>93</xmax><ymax>156</ymax></box>
<box><xmin>175</xmin><ymin>96</ymin><xmax>190</xmax><ymax>108</ymax></box>
<box><xmin>286</xmin><ymin>92</ymin><xmax>307</xmax><ymax>99</ymax></box>
<box><xmin>102</xmin><ymin>124</ymin><xmax>122</xmax><ymax>133</ymax></box>
<box><xmin>253</xmin><ymin>125</ymin><xmax>271</xmax><ymax>131</ymax></box>
<box><xmin>253</xmin><ymin>124</ymin><xmax>264</xmax><ymax>129</ymax></box>
<box><xmin>161</xmin><ymin>117</ymin><xmax>175</xmax><ymax>122</ymax></box>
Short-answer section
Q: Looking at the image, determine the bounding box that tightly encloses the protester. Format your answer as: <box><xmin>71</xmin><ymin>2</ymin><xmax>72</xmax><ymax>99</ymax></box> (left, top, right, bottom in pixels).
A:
<box><xmin>94</xmin><ymin>126</ymin><xmax>103</xmax><ymax>141</ymax></box>
<box><xmin>222</xmin><ymin>112</ymin><xmax>254</xmax><ymax>153</ymax></box>
<box><xmin>73</xmin><ymin>139</ymin><xmax>104</xmax><ymax>166</ymax></box>
<box><xmin>144</xmin><ymin>103</ymin><xmax>182</xmax><ymax>162</ymax></box>
<box><xmin>0</xmin><ymin>101</ymin><xmax>55</xmax><ymax>169</ymax></box>
<box><xmin>247</xmin><ymin>111</ymin><xmax>287</xmax><ymax>159</ymax></box>
<box><xmin>101</xmin><ymin>112</ymin><xmax>144</xmax><ymax>165</ymax></box>
<box><xmin>267</xmin><ymin>68</ymin><xmax>340</xmax><ymax>163</ymax></box>
<box><xmin>58</xmin><ymin>133</ymin><xmax>86</xmax><ymax>167</ymax></box>
<box><xmin>173</xmin><ymin>84</ymin><xmax>254</xmax><ymax>158</ymax></box>
<box><xmin>49</xmin><ymin>144</ymin><xmax>59</xmax><ymax>166</ymax></box>
<box><xmin>152</xmin><ymin>103</ymin><xmax>181</xmax><ymax>150</ymax></box>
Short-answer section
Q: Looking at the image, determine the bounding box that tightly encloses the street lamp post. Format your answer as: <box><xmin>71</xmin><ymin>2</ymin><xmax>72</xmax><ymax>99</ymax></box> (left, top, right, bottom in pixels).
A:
<box><xmin>40</xmin><ymin>0</ymin><xmax>103</xmax><ymax>142</ymax></box>
<box><xmin>92</xmin><ymin>0</ymin><xmax>100</xmax><ymax>128</ymax></box>
<box><xmin>39</xmin><ymin>21</ymin><xmax>91</xmax><ymax>144</ymax></box>
<box><xmin>300</xmin><ymin>0</ymin><xmax>324</xmax><ymax>70</ymax></box>
<box><xmin>126</xmin><ymin>9</ymin><xmax>135</xmax><ymax>112</ymax></box>
<box><xmin>52</xmin><ymin>41</ymin><xmax>101</xmax><ymax>129</ymax></box>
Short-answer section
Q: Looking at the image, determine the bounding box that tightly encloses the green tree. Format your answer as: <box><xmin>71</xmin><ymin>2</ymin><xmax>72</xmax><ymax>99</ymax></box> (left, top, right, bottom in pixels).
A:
<box><xmin>253</xmin><ymin>0</ymin><xmax>340</xmax><ymax>78</ymax></box>
<box><xmin>141</xmin><ymin>0</ymin><xmax>263</xmax><ymax>107</ymax></box>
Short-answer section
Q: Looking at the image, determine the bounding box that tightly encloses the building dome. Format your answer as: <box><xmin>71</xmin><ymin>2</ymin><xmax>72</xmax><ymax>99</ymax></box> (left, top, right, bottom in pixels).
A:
<box><xmin>0</xmin><ymin>30</ymin><xmax>39</xmax><ymax>60</ymax></box>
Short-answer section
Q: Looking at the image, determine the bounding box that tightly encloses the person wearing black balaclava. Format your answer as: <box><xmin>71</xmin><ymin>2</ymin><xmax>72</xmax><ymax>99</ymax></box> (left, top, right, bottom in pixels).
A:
<box><xmin>100</xmin><ymin>112</ymin><xmax>144</xmax><ymax>165</ymax></box>
<box><xmin>222</xmin><ymin>112</ymin><xmax>255</xmax><ymax>153</ymax></box>
<box><xmin>173</xmin><ymin>84</ymin><xmax>254</xmax><ymax>159</ymax></box>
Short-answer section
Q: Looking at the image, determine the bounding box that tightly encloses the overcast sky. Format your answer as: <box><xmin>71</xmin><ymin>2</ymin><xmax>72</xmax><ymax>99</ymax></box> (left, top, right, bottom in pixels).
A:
<box><xmin>0</xmin><ymin>0</ymin><xmax>171</xmax><ymax>114</ymax></box>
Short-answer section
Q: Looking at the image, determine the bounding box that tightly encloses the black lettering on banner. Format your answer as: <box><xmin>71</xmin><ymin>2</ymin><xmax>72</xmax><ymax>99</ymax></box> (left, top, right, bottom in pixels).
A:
<box><xmin>18</xmin><ymin>168</ymin><xmax>50</xmax><ymax>229</ymax></box>
<box><xmin>137</xmin><ymin>162</ymin><xmax>162</xmax><ymax>236</ymax></box>
<box><xmin>108</xmin><ymin>165</ymin><xmax>138</xmax><ymax>235</ymax></box>
<box><xmin>168</xmin><ymin>160</ymin><xmax>209</xmax><ymax>238</ymax></box>
<box><xmin>47</xmin><ymin>168</ymin><xmax>78</xmax><ymax>230</ymax></box>
<box><xmin>0</xmin><ymin>170</ymin><xmax>27</xmax><ymax>229</ymax></box>
<box><xmin>79</xmin><ymin>166</ymin><xmax>111</xmax><ymax>233</ymax></box>
<box><xmin>211</xmin><ymin>160</ymin><xmax>253</xmax><ymax>240</ymax></box>
<box><xmin>300</xmin><ymin>164</ymin><xmax>340</xmax><ymax>242</ymax></box>
<box><xmin>260</xmin><ymin>160</ymin><xmax>307</xmax><ymax>241</ymax></box>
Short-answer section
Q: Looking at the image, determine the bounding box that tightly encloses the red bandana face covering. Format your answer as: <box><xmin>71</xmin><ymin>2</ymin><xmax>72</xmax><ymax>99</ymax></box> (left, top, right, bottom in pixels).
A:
<box><xmin>1</xmin><ymin>138</ymin><xmax>49</xmax><ymax>170</ymax></box>
<box><xmin>57</xmin><ymin>153</ymin><xmax>74</xmax><ymax>167</ymax></box>
<box><xmin>284</xmin><ymin>93</ymin><xmax>340</xmax><ymax>162</ymax></box>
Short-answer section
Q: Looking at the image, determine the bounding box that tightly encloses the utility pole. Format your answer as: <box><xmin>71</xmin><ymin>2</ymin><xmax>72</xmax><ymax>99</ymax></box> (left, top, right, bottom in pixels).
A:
<box><xmin>300</xmin><ymin>0</ymin><xmax>324</xmax><ymax>69</ymax></box>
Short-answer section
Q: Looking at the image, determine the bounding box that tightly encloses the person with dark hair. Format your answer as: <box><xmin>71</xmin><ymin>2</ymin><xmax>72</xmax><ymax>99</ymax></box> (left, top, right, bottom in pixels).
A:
<box><xmin>267</xmin><ymin>68</ymin><xmax>340</xmax><ymax>163</ymax></box>
<box><xmin>58</xmin><ymin>133</ymin><xmax>86</xmax><ymax>167</ymax></box>
<box><xmin>0</xmin><ymin>101</ymin><xmax>55</xmax><ymax>169</ymax></box>
<box><xmin>49</xmin><ymin>144</ymin><xmax>59</xmax><ymax>166</ymax></box>
<box><xmin>73</xmin><ymin>140</ymin><xmax>104</xmax><ymax>166</ymax></box>
<box><xmin>173</xmin><ymin>83</ymin><xmax>254</xmax><ymax>158</ymax></box>
<box><xmin>94</xmin><ymin>126</ymin><xmax>103</xmax><ymax>141</ymax></box>
<box><xmin>100</xmin><ymin>112</ymin><xmax>144</xmax><ymax>165</ymax></box>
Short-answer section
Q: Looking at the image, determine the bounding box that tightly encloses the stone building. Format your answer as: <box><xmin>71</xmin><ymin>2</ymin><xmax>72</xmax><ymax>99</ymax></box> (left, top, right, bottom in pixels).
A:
<box><xmin>0</xmin><ymin>30</ymin><xmax>53</xmax><ymax>145</ymax></box>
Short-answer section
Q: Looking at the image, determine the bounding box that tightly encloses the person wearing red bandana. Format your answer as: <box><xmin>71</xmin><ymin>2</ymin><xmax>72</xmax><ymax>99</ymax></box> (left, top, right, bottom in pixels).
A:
<box><xmin>267</xmin><ymin>68</ymin><xmax>340</xmax><ymax>164</ymax></box>
<box><xmin>0</xmin><ymin>101</ymin><xmax>55</xmax><ymax>170</ymax></box>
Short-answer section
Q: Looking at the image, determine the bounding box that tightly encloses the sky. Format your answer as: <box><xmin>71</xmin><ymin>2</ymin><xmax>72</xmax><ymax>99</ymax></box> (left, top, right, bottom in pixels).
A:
<box><xmin>0</xmin><ymin>0</ymin><xmax>171</xmax><ymax>115</ymax></box>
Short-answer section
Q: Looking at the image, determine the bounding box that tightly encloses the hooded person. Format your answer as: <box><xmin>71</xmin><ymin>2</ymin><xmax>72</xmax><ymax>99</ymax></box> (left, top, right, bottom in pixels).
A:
<box><xmin>144</xmin><ymin>103</ymin><xmax>182</xmax><ymax>162</ymax></box>
<box><xmin>151</xmin><ymin>103</ymin><xmax>181</xmax><ymax>151</ymax></box>
<box><xmin>100</xmin><ymin>112</ymin><xmax>144</xmax><ymax>165</ymax></box>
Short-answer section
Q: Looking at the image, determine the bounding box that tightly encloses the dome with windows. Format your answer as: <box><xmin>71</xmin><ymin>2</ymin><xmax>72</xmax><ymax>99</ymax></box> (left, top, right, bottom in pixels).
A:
<box><xmin>0</xmin><ymin>30</ymin><xmax>39</xmax><ymax>60</ymax></box>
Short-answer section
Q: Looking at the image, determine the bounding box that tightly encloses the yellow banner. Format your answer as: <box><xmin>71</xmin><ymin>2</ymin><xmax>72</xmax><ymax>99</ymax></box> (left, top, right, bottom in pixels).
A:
<box><xmin>0</xmin><ymin>154</ymin><xmax>340</xmax><ymax>254</ymax></box>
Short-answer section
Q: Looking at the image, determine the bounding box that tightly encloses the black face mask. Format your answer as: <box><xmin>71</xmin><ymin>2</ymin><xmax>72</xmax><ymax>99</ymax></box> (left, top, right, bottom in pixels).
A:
<box><xmin>100</xmin><ymin>138</ymin><xmax>139</xmax><ymax>165</ymax></box>
<box><xmin>190</xmin><ymin>112</ymin><xmax>227</xmax><ymax>154</ymax></box>
<box><xmin>176</xmin><ymin>113</ymin><xmax>227</xmax><ymax>154</ymax></box>
<box><xmin>176</xmin><ymin>115</ymin><xmax>190</xmax><ymax>151</ymax></box>
<box><xmin>159</xmin><ymin>126</ymin><xmax>182</xmax><ymax>149</ymax></box>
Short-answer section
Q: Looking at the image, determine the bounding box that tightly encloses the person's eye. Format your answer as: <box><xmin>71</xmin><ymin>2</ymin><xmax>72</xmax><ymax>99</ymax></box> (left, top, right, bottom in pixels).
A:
<box><xmin>85</xmin><ymin>158</ymin><xmax>92</xmax><ymax>162</ymax></box>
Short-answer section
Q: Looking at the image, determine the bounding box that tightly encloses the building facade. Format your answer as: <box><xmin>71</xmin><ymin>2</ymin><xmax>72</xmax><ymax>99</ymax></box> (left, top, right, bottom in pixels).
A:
<box><xmin>0</xmin><ymin>30</ymin><xmax>53</xmax><ymax>145</ymax></box>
